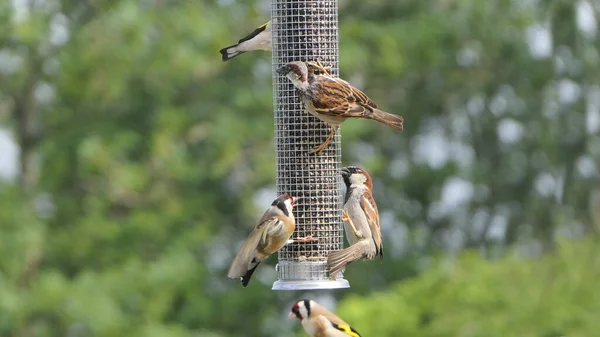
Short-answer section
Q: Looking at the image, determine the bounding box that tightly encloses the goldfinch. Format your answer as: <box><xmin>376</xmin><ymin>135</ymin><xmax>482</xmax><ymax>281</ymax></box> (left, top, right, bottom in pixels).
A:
<box><xmin>289</xmin><ymin>299</ymin><xmax>362</xmax><ymax>337</ymax></box>
<box><xmin>220</xmin><ymin>21</ymin><xmax>272</xmax><ymax>61</ymax></box>
<box><xmin>327</xmin><ymin>166</ymin><xmax>383</xmax><ymax>279</ymax></box>
<box><xmin>227</xmin><ymin>194</ymin><xmax>316</xmax><ymax>287</ymax></box>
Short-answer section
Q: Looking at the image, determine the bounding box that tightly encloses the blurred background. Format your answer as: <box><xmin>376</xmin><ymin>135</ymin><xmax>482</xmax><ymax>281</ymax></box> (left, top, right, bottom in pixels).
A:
<box><xmin>1</xmin><ymin>0</ymin><xmax>599</xmax><ymax>336</ymax></box>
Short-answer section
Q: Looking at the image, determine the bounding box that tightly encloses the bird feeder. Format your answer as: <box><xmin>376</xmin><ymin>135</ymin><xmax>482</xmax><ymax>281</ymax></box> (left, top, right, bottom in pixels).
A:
<box><xmin>271</xmin><ymin>0</ymin><xmax>349</xmax><ymax>290</ymax></box>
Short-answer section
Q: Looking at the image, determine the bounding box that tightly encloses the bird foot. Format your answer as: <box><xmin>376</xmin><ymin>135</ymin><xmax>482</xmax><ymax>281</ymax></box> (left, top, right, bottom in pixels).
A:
<box><xmin>309</xmin><ymin>141</ymin><xmax>331</xmax><ymax>154</ymax></box>
<box><xmin>293</xmin><ymin>235</ymin><xmax>319</xmax><ymax>243</ymax></box>
<box><xmin>342</xmin><ymin>209</ymin><xmax>366</xmax><ymax>239</ymax></box>
<box><xmin>308</xmin><ymin>127</ymin><xmax>337</xmax><ymax>154</ymax></box>
<box><xmin>341</xmin><ymin>209</ymin><xmax>351</xmax><ymax>222</ymax></box>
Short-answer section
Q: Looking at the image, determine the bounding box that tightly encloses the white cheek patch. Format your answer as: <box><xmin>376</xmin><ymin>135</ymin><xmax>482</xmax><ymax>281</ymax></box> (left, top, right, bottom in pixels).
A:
<box><xmin>284</xmin><ymin>199</ymin><xmax>294</xmax><ymax>214</ymax></box>
<box><xmin>287</xmin><ymin>74</ymin><xmax>298</xmax><ymax>83</ymax></box>
<box><xmin>300</xmin><ymin>305</ymin><xmax>309</xmax><ymax>319</ymax></box>
<box><xmin>289</xmin><ymin>76</ymin><xmax>309</xmax><ymax>91</ymax></box>
<box><xmin>349</xmin><ymin>173</ymin><xmax>367</xmax><ymax>186</ymax></box>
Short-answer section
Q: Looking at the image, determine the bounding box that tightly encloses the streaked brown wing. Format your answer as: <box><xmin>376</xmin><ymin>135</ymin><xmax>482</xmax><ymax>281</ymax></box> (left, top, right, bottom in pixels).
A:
<box><xmin>347</xmin><ymin>84</ymin><xmax>378</xmax><ymax>109</ymax></box>
<box><xmin>310</xmin><ymin>77</ymin><xmax>353</xmax><ymax>117</ymax></box>
<box><xmin>311</xmin><ymin>76</ymin><xmax>380</xmax><ymax>120</ymax></box>
<box><xmin>343</xmin><ymin>83</ymin><xmax>380</xmax><ymax>118</ymax></box>
<box><xmin>360</xmin><ymin>193</ymin><xmax>383</xmax><ymax>257</ymax></box>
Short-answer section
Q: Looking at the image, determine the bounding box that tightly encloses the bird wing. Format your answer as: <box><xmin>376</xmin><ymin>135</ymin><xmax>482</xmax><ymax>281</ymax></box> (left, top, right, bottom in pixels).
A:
<box><xmin>331</xmin><ymin>322</ymin><xmax>362</xmax><ymax>337</ymax></box>
<box><xmin>310</xmin><ymin>77</ymin><xmax>352</xmax><ymax>116</ymax></box>
<box><xmin>313</xmin><ymin>316</ymin><xmax>361</xmax><ymax>337</ymax></box>
<box><xmin>259</xmin><ymin>217</ymin><xmax>293</xmax><ymax>256</ymax></box>
<box><xmin>344</xmin><ymin>84</ymin><xmax>380</xmax><ymax>118</ymax></box>
<box><xmin>238</xmin><ymin>21</ymin><xmax>269</xmax><ymax>44</ymax></box>
<box><xmin>311</xmin><ymin>77</ymin><xmax>378</xmax><ymax>119</ymax></box>
<box><xmin>360</xmin><ymin>192</ymin><xmax>383</xmax><ymax>259</ymax></box>
<box><xmin>347</xmin><ymin>84</ymin><xmax>378</xmax><ymax>109</ymax></box>
<box><xmin>227</xmin><ymin>217</ymin><xmax>279</xmax><ymax>278</ymax></box>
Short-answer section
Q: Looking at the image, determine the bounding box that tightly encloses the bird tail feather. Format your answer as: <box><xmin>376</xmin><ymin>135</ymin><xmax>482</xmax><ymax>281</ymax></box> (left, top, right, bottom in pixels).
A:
<box><xmin>227</xmin><ymin>230</ymin><xmax>262</xmax><ymax>280</ymax></box>
<box><xmin>241</xmin><ymin>262</ymin><xmax>260</xmax><ymax>287</ymax></box>
<box><xmin>370</xmin><ymin>109</ymin><xmax>403</xmax><ymax>131</ymax></box>
<box><xmin>219</xmin><ymin>44</ymin><xmax>244</xmax><ymax>62</ymax></box>
<box><xmin>327</xmin><ymin>241</ymin><xmax>370</xmax><ymax>279</ymax></box>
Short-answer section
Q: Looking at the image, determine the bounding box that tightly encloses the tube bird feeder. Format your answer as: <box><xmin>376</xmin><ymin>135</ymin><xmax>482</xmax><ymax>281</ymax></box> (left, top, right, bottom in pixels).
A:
<box><xmin>271</xmin><ymin>0</ymin><xmax>349</xmax><ymax>290</ymax></box>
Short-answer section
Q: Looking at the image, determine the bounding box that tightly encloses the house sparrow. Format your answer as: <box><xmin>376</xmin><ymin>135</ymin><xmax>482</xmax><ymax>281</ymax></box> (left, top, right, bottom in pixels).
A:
<box><xmin>327</xmin><ymin>166</ymin><xmax>383</xmax><ymax>279</ymax></box>
<box><xmin>220</xmin><ymin>21</ymin><xmax>272</xmax><ymax>61</ymax></box>
<box><xmin>289</xmin><ymin>299</ymin><xmax>361</xmax><ymax>337</ymax></box>
<box><xmin>276</xmin><ymin>61</ymin><xmax>403</xmax><ymax>153</ymax></box>
<box><xmin>227</xmin><ymin>194</ymin><xmax>316</xmax><ymax>287</ymax></box>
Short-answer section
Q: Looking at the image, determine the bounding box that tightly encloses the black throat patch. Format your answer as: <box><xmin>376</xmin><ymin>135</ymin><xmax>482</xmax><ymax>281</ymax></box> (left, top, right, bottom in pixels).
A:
<box><xmin>303</xmin><ymin>299</ymin><xmax>311</xmax><ymax>317</ymax></box>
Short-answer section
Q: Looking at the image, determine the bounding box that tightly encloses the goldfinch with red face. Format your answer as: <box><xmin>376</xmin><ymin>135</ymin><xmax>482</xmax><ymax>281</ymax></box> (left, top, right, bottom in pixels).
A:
<box><xmin>289</xmin><ymin>299</ymin><xmax>361</xmax><ymax>337</ymax></box>
<box><xmin>327</xmin><ymin>166</ymin><xmax>383</xmax><ymax>279</ymax></box>
<box><xmin>228</xmin><ymin>194</ymin><xmax>315</xmax><ymax>287</ymax></box>
<box><xmin>220</xmin><ymin>20</ymin><xmax>272</xmax><ymax>61</ymax></box>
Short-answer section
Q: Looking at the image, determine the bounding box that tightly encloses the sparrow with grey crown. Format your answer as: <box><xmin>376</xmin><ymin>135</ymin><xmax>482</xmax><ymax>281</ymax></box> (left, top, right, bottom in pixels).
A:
<box><xmin>277</xmin><ymin>61</ymin><xmax>403</xmax><ymax>153</ymax></box>
<box><xmin>327</xmin><ymin>166</ymin><xmax>383</xmax><ymax>279</ymax></box>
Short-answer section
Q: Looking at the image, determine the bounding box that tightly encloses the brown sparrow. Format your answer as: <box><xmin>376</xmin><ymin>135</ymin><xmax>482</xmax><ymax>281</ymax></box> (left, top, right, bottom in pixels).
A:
<box><xmin>289</xmin><ymin>299</ymin><xmax>362</xmax><ymax>337</ymax></box>
<box><xmin>327</xmin><ymin>166</ymin><xmax>383</xmax><ymax>279</ymax></box>
<box><xmin>227</xmin><ymin>194</ymin><xmax>316</xmax><ymax>287</ymax></box>
<box><xmin>219</xmin><ymin>21</ymin><xmax>271</xmax><ymax>61</ymax></box>
<box><xmin>276</xmin><ymin>61</ymin><xmax>404</xmax><ymax>153</ymax></box>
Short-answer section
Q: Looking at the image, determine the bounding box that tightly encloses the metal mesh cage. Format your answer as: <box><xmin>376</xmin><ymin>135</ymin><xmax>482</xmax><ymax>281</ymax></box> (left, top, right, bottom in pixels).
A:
<box><xmin>271</xmin><ymin>0</ymin><xmax>349</xmax><ymax>290</ymax></box>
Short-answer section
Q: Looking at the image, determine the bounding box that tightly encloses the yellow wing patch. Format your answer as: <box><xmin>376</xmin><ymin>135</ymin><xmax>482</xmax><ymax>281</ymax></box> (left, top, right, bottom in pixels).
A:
<box><xmin>332</xmin><ymin>322</ymin><xmax>361</xmax><ymax>337</ymax></box>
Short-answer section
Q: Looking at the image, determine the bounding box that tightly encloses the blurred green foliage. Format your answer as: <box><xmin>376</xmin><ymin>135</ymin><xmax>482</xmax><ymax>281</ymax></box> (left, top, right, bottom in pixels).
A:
<box><xmin>0</xmin><ymin>0</ymin><xmax>598</xmax><ymax>336</ymax></box>
<box><xmin>339</xmin><ymin>237</ymin><xmax>600</xmax><ymax>337</ymax></box>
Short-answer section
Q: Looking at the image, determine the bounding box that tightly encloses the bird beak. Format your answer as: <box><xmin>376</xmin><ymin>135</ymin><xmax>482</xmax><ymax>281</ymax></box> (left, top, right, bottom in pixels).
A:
<box><xmin>340</xmin><ymin>167</ymin><xmax>350</xmax><ymax>177</ymax></box>
<box><xmin>291</xmin><ymin>196</ymin><xmax>301</xmax><ymax>206</ymax></box>
<box><xmin>287</xmin><ymin>311</ymin><xmax>296</xmax><ymax>319</ymax></box>
<box><xmin>276</xmin><ymin>65</ymin><xmax>289</xmax><ymax>75</ymax></box>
